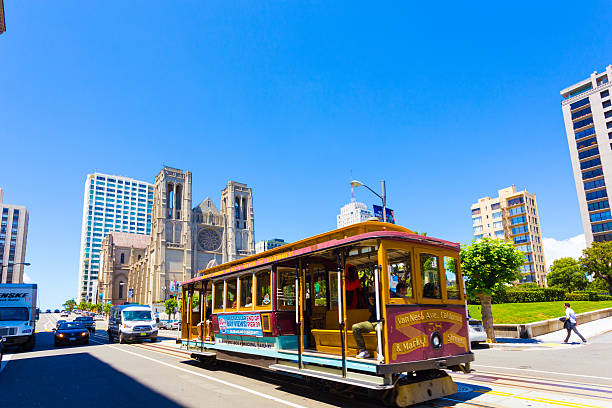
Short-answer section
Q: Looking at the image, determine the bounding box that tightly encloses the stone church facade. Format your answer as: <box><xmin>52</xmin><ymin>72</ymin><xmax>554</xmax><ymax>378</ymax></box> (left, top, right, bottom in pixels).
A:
<box><xmin>120</xmin><ymin>166</ymin><xmax>255</xmax><ymax>305</ymax></box>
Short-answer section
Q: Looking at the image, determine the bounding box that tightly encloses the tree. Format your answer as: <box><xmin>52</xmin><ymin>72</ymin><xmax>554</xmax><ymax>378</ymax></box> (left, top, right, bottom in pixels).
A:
<box><xmin>63</xmin><ymin>299</ymin><xmax>76</xmax><ymax>312</ymax></box>
<box><xmin>580</xmin><ymin>242</ymin><xmax>612</xmax><ymax>295</ymax></box>
<box><xmin>587</xmin><ymin>277</ymin><xmax>609</xmax><ymax>292</ymax></box>
<box><xmin>546</xmin><ymin>257</ymin><xmax>587</xmax><ymax>293</ymax></box>
<box><xmin>460</xmin><ymin>238</ymin><xmax>524</xmax><ymax>342</ymax></box>
<box><xmin>103</xmin><ymin>303</ymin><xmax>112</xmax><ymax>316</ymax></box>
<box><xmin>165</xmin><ymin>298</ymin><xmax>179</xmax><ymax>319</ymax></box>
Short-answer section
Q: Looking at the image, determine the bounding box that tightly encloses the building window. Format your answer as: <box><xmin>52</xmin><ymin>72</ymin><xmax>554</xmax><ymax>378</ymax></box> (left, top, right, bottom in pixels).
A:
<box><xmin>580</xmin><ymin>157</ymin><xmax>601</xmax><ymax>170</ymax></box>
<box><xmin>570</xmin><ymin>97</ymin><xmax>589</xmax><ymax>110</ymax></box>
<box><xmin>592</xmin><ymin>221</ymin><xmax>612</xmax><ymax>233</ymax></box>
<box><xmin>507</xmin><ymin>197</ymin><xmax>524</xmax><ymax>206</ymax></box>
<box><xmin>590</xmin><ymin>211</ymin><xmax>611</xmax><ymax>222</ymax></box>
<box><xmin>471</xmin><ymin>208</ymin><xmax>481</xmax><ymax>216</ymax></box>
<box><xmin>576</xmin><ymin>136</ymin><xmax>597</xmax><ymax>150</ymax></box>
<box><xmin>472</xmin><ymin>216</ymin><xmax>482</xmax><ymax>224</ymax></box>
<box><xmin>571</xmin><ymin>106</ymin><xmax>592</xmax><ymax>120</ymax></box>
<box><xmin>118</xmin><ymin>281</ymin><xmax>124</xmax><ymax>299</ymax></box>
<box><xmin>586</xmin><ymin>189</ymin><xmax>608</xmax><ymax>201</ymax></box>
<box><xmin>493</xmin><ymin>221</ymin><xmax>503</xmax><ymax>229</ymax></box>
<box><xmin>584</xmin><ymin>178</ymin><xmax>606</xmax><ymax>191</ymax></box>
<box><xmin>604</xmin><ymin>100</ymin><xmax>612</xmax><ymax>109</ymax></box>
<box><xmin>588</xmin><ymin>200</ymin><xmax>609</xmax><ymax>211</ymax></box>
<box><xmin>573</xmin><ymin>117</ymin><xmax>594</xmax><ymax>130</ymax></box>
<box><xmin>120</xmin><ymin>253</ymin><xmax>125</xmax><ymax>264</ymax></box>
<box><xmin>583</xmin><ymin>168</ymin><xmax>604</xmax><ymax>180</ymax></box>
<box><xmin>491</xmin><ymin>203</ymin><xmax>501</xmax><ymax>210</ymax></box>
<box><xmin>575</xmin><ymin>126</ymin><xmax>596</xmax><ymax>140</ymax></box>
<box><xmin>578</xmin><ymin>146</ymin><xmax>600</xmax><ymax>160</ymax></box>
<box><xmin>474</xmin><ymin>225</ymin><xmax>483</xmax><ymax>234</ymax></box>
<box><xmin>602</xmin><ymin>90</ymin><xmax>610</xmax><ymax>98</ymax></box>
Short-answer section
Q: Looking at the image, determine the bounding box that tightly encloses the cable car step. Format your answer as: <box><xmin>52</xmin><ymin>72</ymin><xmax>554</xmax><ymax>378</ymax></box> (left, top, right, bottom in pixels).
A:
<box><xmin>190</xmin><ymin>351</ymin><xmax>217</xmax><ymax>358</ymax></box>
<box><xmin>269</xmin><ymin>364</ymin><xmax>394</xmax><ymax>390</ymax></box>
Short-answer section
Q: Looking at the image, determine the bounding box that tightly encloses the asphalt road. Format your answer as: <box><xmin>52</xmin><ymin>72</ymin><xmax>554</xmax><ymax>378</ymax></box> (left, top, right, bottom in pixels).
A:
<box><xmin>1</xmin><ymin>313</ymin><xmax>611</xmax><ymax>408</ymax></box>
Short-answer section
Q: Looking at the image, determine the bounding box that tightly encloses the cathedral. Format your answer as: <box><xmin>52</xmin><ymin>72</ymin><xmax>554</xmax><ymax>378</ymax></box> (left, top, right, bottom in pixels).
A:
<box><xmin>99</xmin><ymin>167</ymin><xmax>255</xmax><ymax>305</ymax></box>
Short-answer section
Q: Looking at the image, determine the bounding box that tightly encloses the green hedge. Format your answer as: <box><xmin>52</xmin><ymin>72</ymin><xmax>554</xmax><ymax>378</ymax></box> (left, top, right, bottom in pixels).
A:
<box><xmin>467</xmin><ymin>287</ymin><xmax>611</xmax><ymax>304</ymax></box>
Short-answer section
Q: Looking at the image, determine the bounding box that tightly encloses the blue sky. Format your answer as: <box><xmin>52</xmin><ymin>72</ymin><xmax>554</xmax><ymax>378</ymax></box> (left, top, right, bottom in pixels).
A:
<box><xmin>2</xmin><ymin>2</ymin><xmax>611</xmax><ymax>309</ymax></box>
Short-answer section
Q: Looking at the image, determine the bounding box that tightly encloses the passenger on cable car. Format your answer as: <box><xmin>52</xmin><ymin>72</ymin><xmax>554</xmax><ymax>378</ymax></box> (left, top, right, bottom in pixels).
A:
<box><xmin>423</xmin><ymin>282</ymin><xmax>441</xmax><ymax>298</ymax></box>
<box><xmin>391</xmin><ymin>282</ymin><xmax>408</xmax><ymax>298</ymax></box>
<box><xmin>351</xmin><ymin>292</ymin><xmax>377</xmax><ymax>359</ymax></box>
<box><xmin>197</xmin><ymin>299</ymin><xmax>213</xmax><ymax>341</ymax></box>
<box><xmin>345</xmin><ymin>265</ymin><xmax>364</xmax><ymax>309</ymax></box>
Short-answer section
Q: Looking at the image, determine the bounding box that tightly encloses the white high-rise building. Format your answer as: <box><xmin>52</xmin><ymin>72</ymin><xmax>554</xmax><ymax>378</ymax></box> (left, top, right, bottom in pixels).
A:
<box><xmin>561</xmin><ymin>65</ymin><xmax>612</xmax><ymax>245</ymax></box>
<box><xmin>77</xmin><ymin>173</ymin><xmax>153</xmax><ymax>302</ymax></box>
<box><xmin>0</xmin><ymin>191</ymin><xmax>29</xmax><ymax>284</ymax></box>
<box><xmin>337</xmin><ymin>200</ymin><xmax>373</xmax><ymax>228</ymax></box>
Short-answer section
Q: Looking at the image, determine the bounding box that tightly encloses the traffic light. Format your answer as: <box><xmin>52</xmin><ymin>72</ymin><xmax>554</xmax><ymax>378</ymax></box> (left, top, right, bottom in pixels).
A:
<box><xmin>0</xmin><ymin>0</ymin><xmax>5</xmax><ymax>34</ymax></box>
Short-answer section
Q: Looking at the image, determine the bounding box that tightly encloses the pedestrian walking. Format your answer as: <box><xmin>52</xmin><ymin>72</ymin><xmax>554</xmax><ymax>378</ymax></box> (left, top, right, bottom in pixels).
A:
<box><xmin>563</xmin><ymin>302</ymin><xmax>587</xmax><ymax>343</ymax></box>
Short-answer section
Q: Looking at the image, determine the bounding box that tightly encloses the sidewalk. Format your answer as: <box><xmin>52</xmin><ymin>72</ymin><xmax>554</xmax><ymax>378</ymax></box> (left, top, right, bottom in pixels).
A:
<box><xmin>484</xmin><ymin>316</ymin><xmax>612</xmax><ymax>348</ymax></box>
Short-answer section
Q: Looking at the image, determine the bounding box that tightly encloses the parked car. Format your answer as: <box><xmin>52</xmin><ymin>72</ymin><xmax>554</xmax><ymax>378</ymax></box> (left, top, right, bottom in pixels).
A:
<box><xmin>54</xmin><ymin>309</ymin><xmax>60</xmax><ymax>313</ymax></box>
<box><xmin>45</xmin><ymin>309</ymin><xmax>51</xmax><ymax>313</ymax></box>
<box><xmin>54</xmin><ymin>322</ymin><xmax>89</xmax><ymax>346</ymax></box>
<box><xmin>55</xmin><ymin>319</ymin><xmax>67</xmax><ymax>329</ymax></box>
<box><xmin>74</xmin><ymin>316</ymin><xmax>96</xmax><ymax>333</ymax></box>
<box><xmin>60</xmin><ymin>311</ymin><xmax>69</xmax><ymax>317</ymax></box>
<box><xmin>468</xmin><ymin>318</ymin><xmax>487</xmax><ymax>345</ymax></box>
<box><xmin>93</xmin><ymin>314</ymin><xmax>104</xmax><ymax>321</ymax></box>
<box><xmin>158</xmin><ymin>319</ymin><xmax>180</xmax><ymax>330</ymax></box>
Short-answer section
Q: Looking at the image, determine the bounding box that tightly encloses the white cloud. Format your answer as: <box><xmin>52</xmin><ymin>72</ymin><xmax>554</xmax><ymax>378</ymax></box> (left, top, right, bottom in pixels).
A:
<box><xmin>542</xmin><ymin>234</ymin><xmax>586</xmax><ymax>269</ymax></box>
<box><xmin>23</xmin><ymin>272</ymin><xmax>33</xmax><ymax>283</ymax></box>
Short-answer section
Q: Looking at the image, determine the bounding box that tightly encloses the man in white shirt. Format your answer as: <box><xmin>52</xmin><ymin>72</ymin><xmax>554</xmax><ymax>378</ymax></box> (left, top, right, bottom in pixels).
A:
<box><xmin>564</xmin><ymin>302</ymin><xmax>587</xmax><ymax>343</ymax></box>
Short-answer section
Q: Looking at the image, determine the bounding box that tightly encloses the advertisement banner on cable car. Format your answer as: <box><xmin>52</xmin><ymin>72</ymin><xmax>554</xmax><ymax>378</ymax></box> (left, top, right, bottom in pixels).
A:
<box><xmin>372</xmin><ymin>205</ymin><xmax>395</xmax><ymax>223</ymax></box>
<box><xmin>218</xmin><ymin>313</ymin><xmax>263</xmax><ymax>337</ymax></box>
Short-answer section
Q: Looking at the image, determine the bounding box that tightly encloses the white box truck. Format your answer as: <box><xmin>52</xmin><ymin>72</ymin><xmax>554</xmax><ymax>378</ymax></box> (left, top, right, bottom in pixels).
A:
<box><xmin>0</xmin><ymin>283</ymin><xmax>38</xmax><ymax>351</ymax></box>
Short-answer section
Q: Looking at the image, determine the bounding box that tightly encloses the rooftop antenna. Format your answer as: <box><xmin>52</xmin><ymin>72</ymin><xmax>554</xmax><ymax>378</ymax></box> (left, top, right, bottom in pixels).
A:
<box><xmin>350</xmin><ymin>169</ymin><xmax>355</xmax><ymax>202</ymax></box>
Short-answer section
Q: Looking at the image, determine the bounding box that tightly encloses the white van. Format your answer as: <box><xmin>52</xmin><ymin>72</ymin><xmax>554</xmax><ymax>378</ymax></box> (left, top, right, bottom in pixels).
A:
<box><xmin>107</xmin><ymin>304</ymin><xmax>158</xmax><ymax>343</ymax></box>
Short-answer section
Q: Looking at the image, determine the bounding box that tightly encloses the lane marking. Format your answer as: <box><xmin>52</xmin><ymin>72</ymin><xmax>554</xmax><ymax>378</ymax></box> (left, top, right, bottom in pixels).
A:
<box><xmin>0</xmin><ymin>353</ymin><xmax>14</xmax><ymax>374</ymax></box>
<box><xmin>91</xmin><ymin>339</ymin><xmax>308</xmax><ymax>408</ymax></box>
<box><xmin>473</xmin><ymin>364</ymin><xmax>612</xmax><ymax>381</ymax></box>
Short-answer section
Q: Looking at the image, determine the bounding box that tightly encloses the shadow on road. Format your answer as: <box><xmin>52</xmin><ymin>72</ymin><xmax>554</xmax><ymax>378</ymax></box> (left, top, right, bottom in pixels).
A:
<box><xmin>0</xmin><ymin>350</ymin><xmax>184</xmax><ymax>408</ymax></box>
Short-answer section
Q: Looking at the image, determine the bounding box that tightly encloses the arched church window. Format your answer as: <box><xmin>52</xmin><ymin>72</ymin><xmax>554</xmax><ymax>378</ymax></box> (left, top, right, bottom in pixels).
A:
<box><xmin>120</xmin><ymin>253</ymin><xmax>125</xmax><ymax>264</ymax></box>
<box><xmin>119</xmin><ymin>281</ymin><xmax>124</xmax><ymax>299</ymax></box>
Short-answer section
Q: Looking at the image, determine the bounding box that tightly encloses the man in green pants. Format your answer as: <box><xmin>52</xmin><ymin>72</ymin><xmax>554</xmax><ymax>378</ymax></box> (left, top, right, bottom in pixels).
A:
<box><xmin>353</xmin><ymin>293</ymin><xmax>377</xmax><ymax>359</ymax></box>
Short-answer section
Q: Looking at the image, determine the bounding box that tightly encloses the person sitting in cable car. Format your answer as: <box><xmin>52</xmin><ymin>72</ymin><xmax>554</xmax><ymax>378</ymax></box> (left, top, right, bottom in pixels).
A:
<box><xmin>391</xmin><ymin>282</ymin><xmax>408</xmax><ymax>298</ymax></box>
<box><xmin>352</xmin><ymin>292</ymin><xmax>377</xmax><ymax>359</ymax></box>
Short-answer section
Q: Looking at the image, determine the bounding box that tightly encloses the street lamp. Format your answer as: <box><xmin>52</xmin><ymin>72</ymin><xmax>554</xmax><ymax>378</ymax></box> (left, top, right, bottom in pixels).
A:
<box><xmin>0</xmin><ymin>262</ymin><xmax>31</xmax><ymax>280</ymax></box>
<box><xmin>350</xmin><ymin>179</ymin><xmax>387</xmax><ymax>223</ymax></box>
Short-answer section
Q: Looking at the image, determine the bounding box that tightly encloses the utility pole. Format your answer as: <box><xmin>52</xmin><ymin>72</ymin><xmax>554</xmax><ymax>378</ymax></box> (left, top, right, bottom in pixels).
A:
<box><xmin>0</xmin><ymin>0</ymin><xmax>6</xmax><ymax>35</ymax></box>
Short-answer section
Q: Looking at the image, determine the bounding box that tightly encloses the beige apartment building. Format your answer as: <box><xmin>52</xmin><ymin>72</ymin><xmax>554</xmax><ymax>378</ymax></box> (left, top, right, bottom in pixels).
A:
<box><xmin>560</xmin><ymin>65</ymin><xmax>612</xmax><ymax>246</ymax></box>
<box><xmin>471</xmin><ymin>186</ymin><xmax>547</xmax><ymax>285</ymax></box>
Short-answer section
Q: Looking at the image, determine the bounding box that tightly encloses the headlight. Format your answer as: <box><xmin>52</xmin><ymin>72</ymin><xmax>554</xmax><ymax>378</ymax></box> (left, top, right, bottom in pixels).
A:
<box><xmin>58</xmin><ymin>333</ymin><xmax>64</xmax><ymax>338</ymax></box>
<box><xmin>152</xmin><ymin>324</ymin><xmax>157</xmax><ymax>329</ymax></box>
<box><xmin>81</xmin><ymin>332</ymin><xmax>88</xmax><ymax>337</ymax></box>
<box><xmin>22</xmin><ymin>328</ymin><xmax>32</xmax><ymax>334</ymax></box>
<box><xmin>123</xmin><ymin>324</ymin><xmax>132</xmax><ymax>329</ymax></box>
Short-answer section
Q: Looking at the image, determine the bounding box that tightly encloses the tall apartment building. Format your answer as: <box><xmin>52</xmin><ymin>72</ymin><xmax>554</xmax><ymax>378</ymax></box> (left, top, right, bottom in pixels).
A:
<box><xmin>77</xmin><ymin>173</ymin><xmax>153</xmax><ymax>302</ymax></box>
<box><xmin>0</xmin><ymin>190</ymin><xmax>29</xmax><ymax>283</ymax></box>
<box><xmin>337</xmin><ymin>200</ymin><xmax>373</xmax><ymax>228</ymax></box>
<box><xmin>561</xmin><ymin>65</ymin><xmax>612</xmax><ymax>245</ymax></box>
<box><xmin>471</xmin><ymin>186</ymin><xmax>546</xmax><ymax>285</ymax></box>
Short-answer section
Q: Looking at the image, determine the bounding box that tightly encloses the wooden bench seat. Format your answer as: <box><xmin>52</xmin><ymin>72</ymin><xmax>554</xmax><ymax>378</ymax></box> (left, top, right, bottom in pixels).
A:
<box><xmin>311</xmin><ymin>309</ymin><xmax>378</xmax><ymax>358</ymax></box>
<box><xmin>311</xmin><ymin>329</ymin><xmax>378</xmax><ymax>358</ymax></box>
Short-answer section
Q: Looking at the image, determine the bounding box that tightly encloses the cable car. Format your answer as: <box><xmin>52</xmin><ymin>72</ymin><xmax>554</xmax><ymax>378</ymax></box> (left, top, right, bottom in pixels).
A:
<box><xmin>181</xmin><ymin>221</ymin><xmax>473</xmax><ymax>406</ymax></box>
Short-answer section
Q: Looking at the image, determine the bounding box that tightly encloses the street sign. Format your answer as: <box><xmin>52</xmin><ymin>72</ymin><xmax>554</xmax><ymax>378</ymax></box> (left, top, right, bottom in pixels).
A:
<box><xmin>373</xmin><ymin>205</ymin><xmax>395</xmax><ymax>224</ymax></box>
<box><xmin>128</xmin><ymin>288</ymin><xmax>134</xmax><ymax>298</ymax></box>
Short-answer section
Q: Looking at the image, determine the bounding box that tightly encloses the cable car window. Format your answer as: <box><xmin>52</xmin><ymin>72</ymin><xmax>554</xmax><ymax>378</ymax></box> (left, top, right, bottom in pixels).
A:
<box><xmin>313</xmin><ymin>269</ymin><xmax>328</xmax><ymax>307</ymax></box>
<box><xmin>226</xmin><ymin>278</ymin><xmax>238</xmax><ymax>310</ymax></box>
<box><xmin>213</xmin><ymin>281</ymin><xmax>224</xmax><ymax>311</ymax></box>
<box><xmin>444</xmin><ymin>256</ymin><xmax>460</xmax><ymax>300</ymax></box>
<box><xmin>388</xmin><ymin>250</ymin><xmax>413</xmax><ymax>299</ymax></box>
<box><xmin>240</xmin><ymin>274</ymin><xmax>253</xmax><ymax>308</ymax></box>
<box><xmin>329</xmin><ymin>271</ymin><xmax>339</xmax><ymax>309</ymax></box>
<box><xmin>255</xmin><ymin>270</ymin><xmax>271</xmax><ymax>307</ymax></box>
<box><xmin>277</xmin><ymin>269</ymin><xmax>296</xmax><ymax>310</ymax></box>
<box><xmin>420</xmin><ymin>253</ymin><xmax>441</xmax><ymax>299</ymax></box>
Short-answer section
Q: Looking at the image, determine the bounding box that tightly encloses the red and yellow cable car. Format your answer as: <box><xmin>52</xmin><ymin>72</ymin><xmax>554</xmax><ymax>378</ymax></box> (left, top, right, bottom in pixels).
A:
<box><xmin>181</xmin><ymin>221</ymin><xmax>473</xmax><ymax>406</ymax></box>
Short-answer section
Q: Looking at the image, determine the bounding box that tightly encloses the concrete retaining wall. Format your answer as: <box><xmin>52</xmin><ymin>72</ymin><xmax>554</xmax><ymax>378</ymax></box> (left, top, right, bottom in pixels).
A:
<box><xmin>492</xmin><ymin>307</ymin><xmax>612</xmax><ymax>338</ymax></box>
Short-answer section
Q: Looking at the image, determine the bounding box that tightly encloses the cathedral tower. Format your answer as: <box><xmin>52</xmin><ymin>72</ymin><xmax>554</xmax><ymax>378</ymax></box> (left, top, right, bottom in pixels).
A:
<box><xmin>221</xmin><ymin>181</ymin><xmax>255</xmax><ymax>262</ymax></box>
